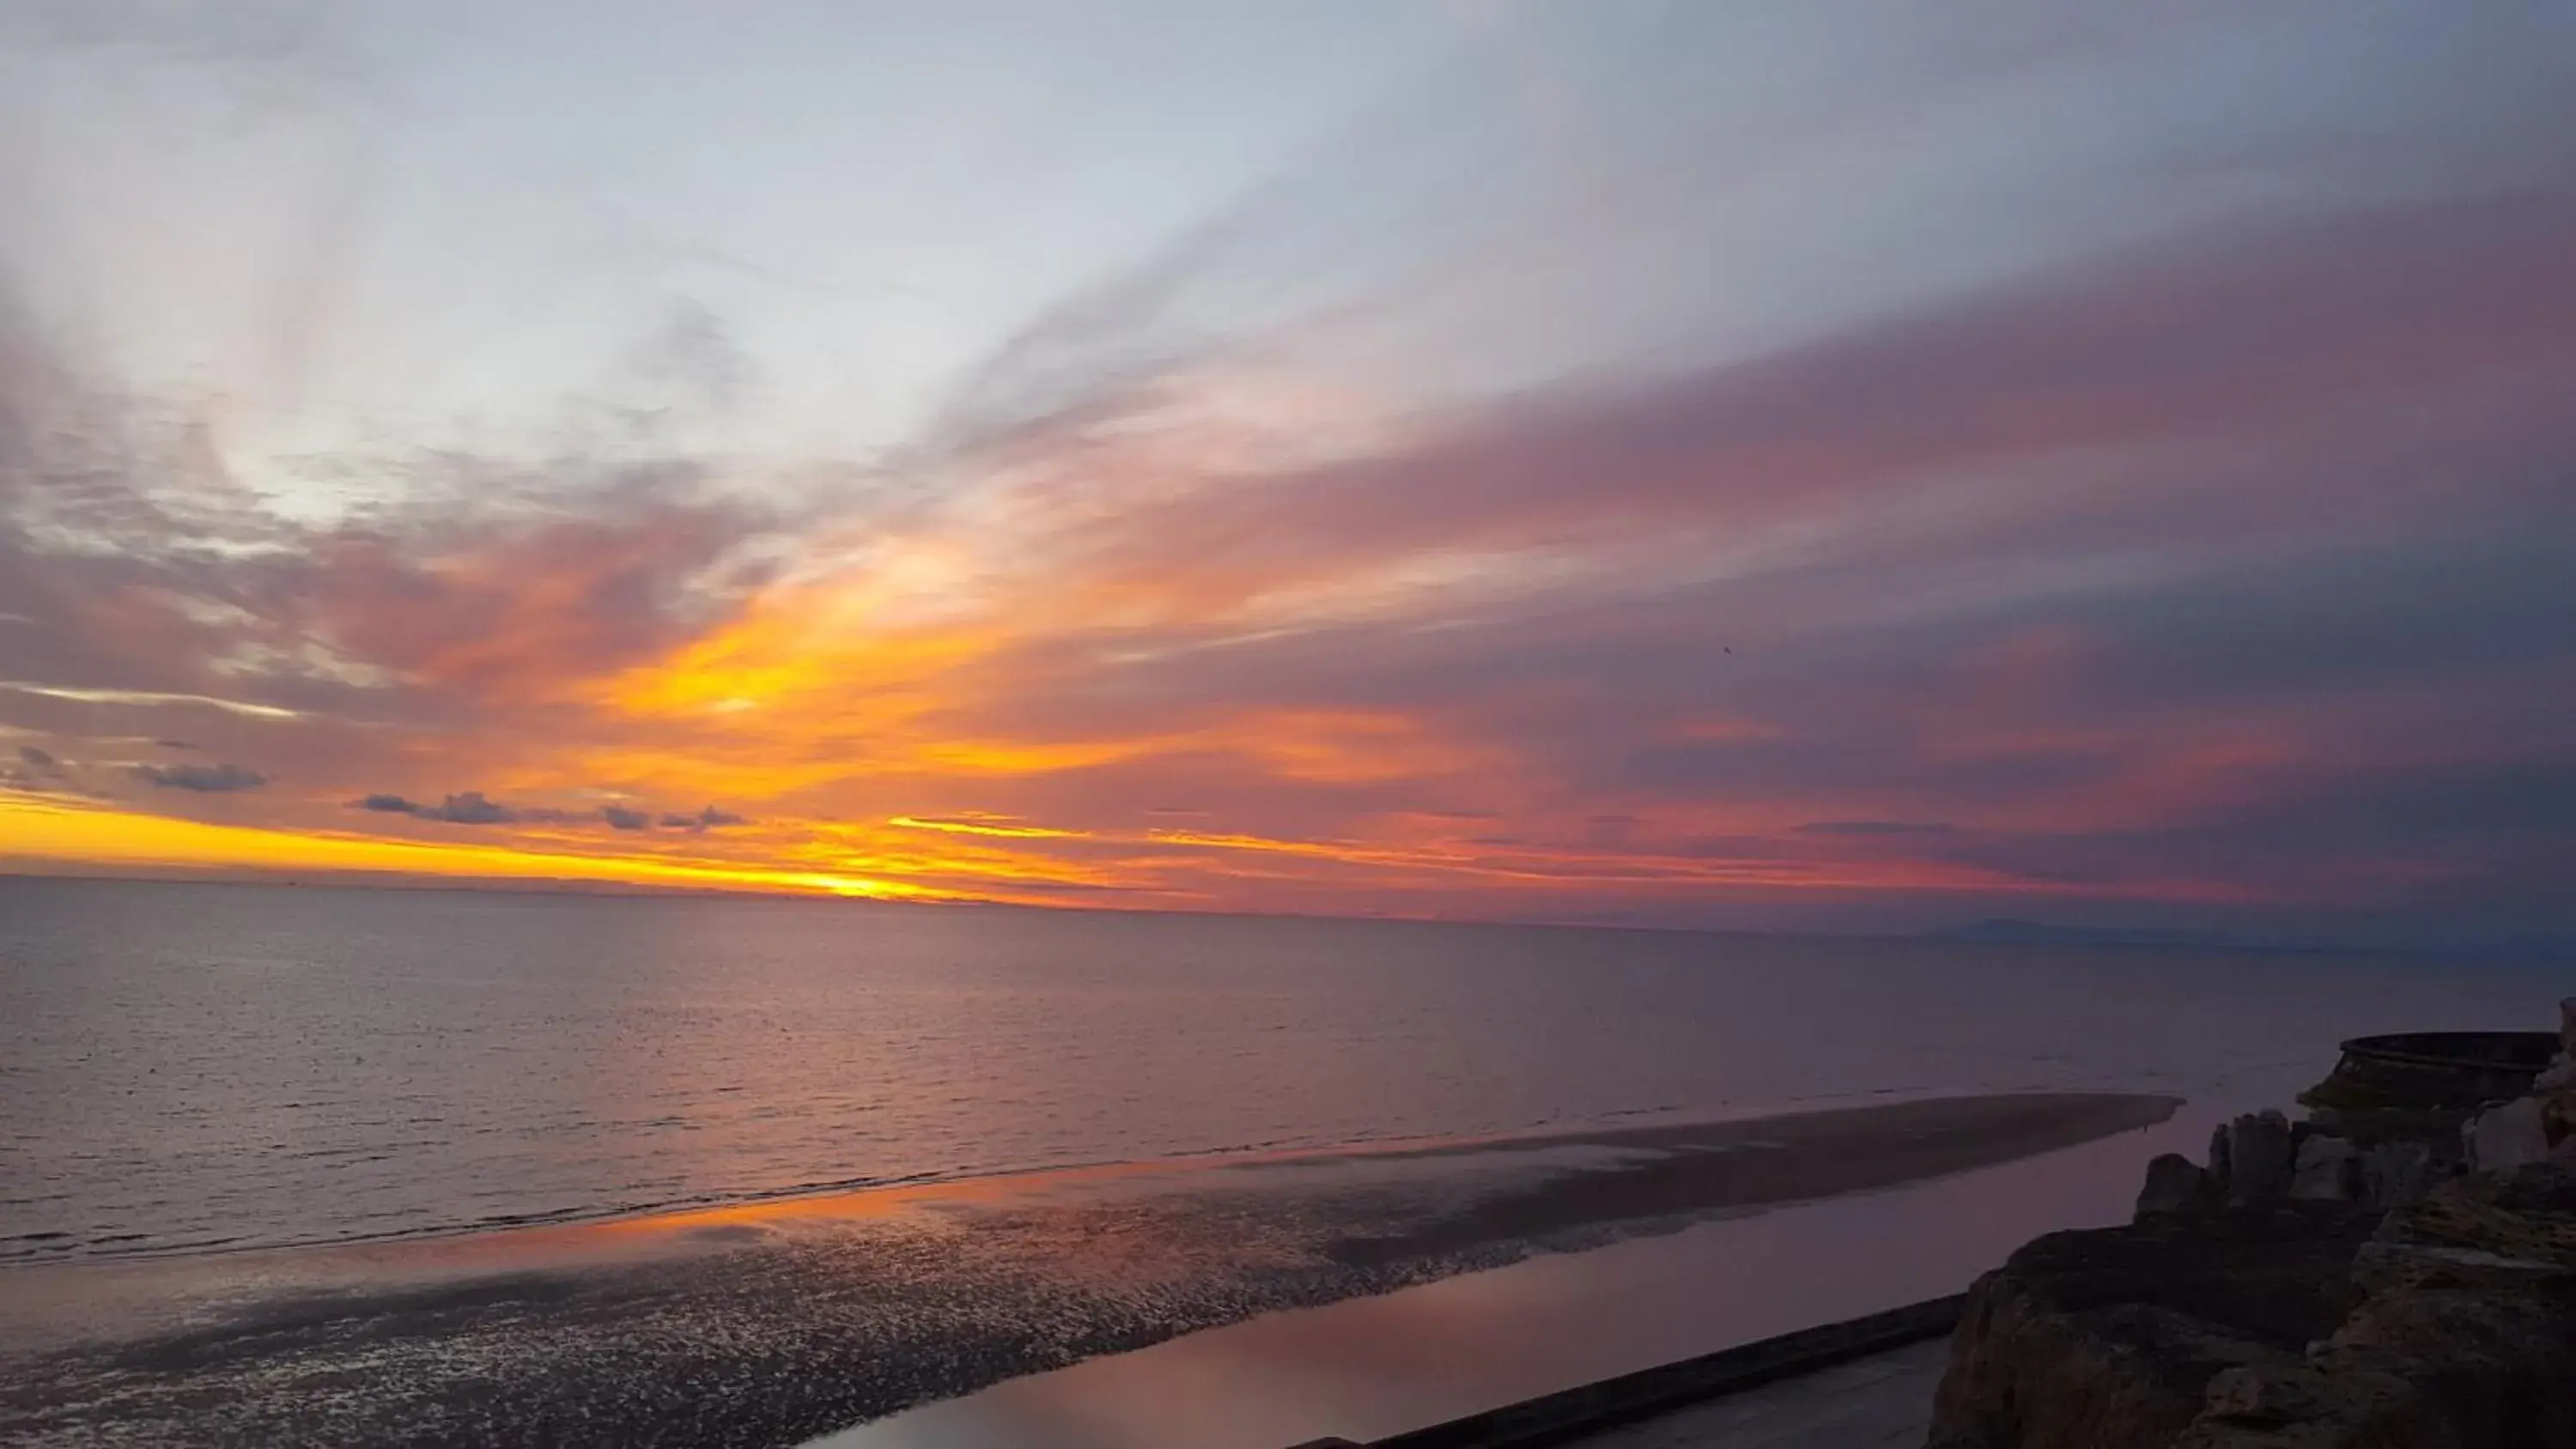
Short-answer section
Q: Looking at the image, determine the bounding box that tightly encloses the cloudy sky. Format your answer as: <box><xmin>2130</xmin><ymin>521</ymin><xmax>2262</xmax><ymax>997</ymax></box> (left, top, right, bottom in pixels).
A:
<box><xmin>3</xmin><ymin>2</ymin><xmax>2573</xmax><ymax>943</ymax></box>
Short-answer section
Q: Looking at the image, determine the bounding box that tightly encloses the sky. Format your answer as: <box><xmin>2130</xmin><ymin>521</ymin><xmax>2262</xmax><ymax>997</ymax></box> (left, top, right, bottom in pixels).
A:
<box><xmin>3</xmin><ymin>2</ymin><xmax>2573</xmax><ymax>944</ymax></box>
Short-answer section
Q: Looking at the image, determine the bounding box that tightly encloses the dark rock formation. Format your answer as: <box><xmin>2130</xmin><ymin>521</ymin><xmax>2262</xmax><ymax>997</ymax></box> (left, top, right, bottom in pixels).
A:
<box><xmin>2137</xmin><ymin>1155</ymin><xmax>2208</xmax><ymax>1217</ymax></box>
<box><xmin>1924</xmin><ymin>1209</ymin><xmax>2376</xmax><ymax>1449</ymax></box>
<box><xmin>2394</xmin><ymin>1157</ymin><xmax>2576</xmax><ymax>1265</ymax></box>
<box><xmin>2223</xmin><ymin>1113</ymin><xmax>2293</xmax><ymax>1209</ymax></box>
<box><xmin>1931</xmin><ymin>1131</ymin><xmax>2576</xmax><ymax>1448</ymax></box>
<box><xmin>2172</xmin><ymin>1162</ymin><xmax>2576</xmax><ymax>1447</ymax></box>
<box><xmin>2357</xmin><ymin>1141</ymin><xmax>2437</xmax><ymax>1213</ymax></box>
<box><xmin>2289</xmin><ymin>1136</ymin><xmax>2358</xmax><ymax>1203</ymax></box>
<box><xmin>1934</xmin><ymin>996</ymin><xmax>2576</xmax><ymax>1449</ymax></box>
<box><xmin>2465</xmin><ymin>1095</ymin><xmax>2550</xmax><ymax>1173</ymax></box>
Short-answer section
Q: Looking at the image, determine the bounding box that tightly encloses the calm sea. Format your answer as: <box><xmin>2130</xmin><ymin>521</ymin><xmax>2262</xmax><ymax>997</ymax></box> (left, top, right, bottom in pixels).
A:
<box><xmin>2</xmin><ymin>876</ymin><xmax>2561</xmax><ymax>1266</ymax></box>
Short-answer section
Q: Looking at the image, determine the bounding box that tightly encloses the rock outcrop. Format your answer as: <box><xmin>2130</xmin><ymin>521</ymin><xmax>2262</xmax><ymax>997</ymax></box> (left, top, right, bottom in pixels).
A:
<box><xmin>2288</xmin><ymin>1135</ymin><xmax>2357</xmax><ymax>1203</ymax></box>
<box><xmin>2222</xmin><ymin>1112</ymin><xmax>2293</xmax><ymax>1207</ymax></box>
<box><xmin>2467</xmin><ymin>1094</ymin><xmax>2550</xmax><ymax>1173</ymax></box>
<box><xmin>1925</xmin><ymin>1210</ymin><xmax>2377</xmax><ymax>1449</ymax></box>
<box><xmin>2174</xmin><ymin>1162</ymin><xmax>2576</xmax><ymax>1448</ymax></box>
<box><xmin>2137</xmin><ymin>1154</ymin><xmax>2208</xmax><ymax>1217</ymax></box>
<box><xmin>2358</xmin><ymin>1141</ymin><xmax>2436</xmax><ymax>1214</ymax></box>
<box><xmin>1929</xmin><ymin>1000</ymin><xmax>2576</xmax><ymax>1449</ymax></box>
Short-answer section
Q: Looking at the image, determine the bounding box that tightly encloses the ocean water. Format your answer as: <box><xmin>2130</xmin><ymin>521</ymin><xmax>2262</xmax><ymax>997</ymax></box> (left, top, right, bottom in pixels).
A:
<box><xmin>2</xmin><ymin>878</ymin><xmax>2569</xmax><ymax>1446</ymax></box>
<box><xmin>0</xmin><ymin>876</ymin><xmax>2563</xmax><ymax>1265</ymax></box>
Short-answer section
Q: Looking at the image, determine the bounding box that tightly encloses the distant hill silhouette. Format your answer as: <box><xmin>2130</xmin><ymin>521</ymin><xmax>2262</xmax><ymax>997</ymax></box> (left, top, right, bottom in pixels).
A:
<box><xmin>1928</xmin><ymin>918</ymin><xmax>2576</xmax><ymax>961</ymax></box>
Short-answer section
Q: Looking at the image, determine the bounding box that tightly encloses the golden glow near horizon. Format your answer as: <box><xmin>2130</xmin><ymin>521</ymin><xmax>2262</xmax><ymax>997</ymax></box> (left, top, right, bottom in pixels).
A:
<box><xmin>0</xmin><ymin>498</ymin><xmax>2271</xmax><ymax>919</ymax></box>
<box><xmin>0</xmin><ymin>791</ymin><xmax>934</xmax><ymax>901</ymax></box>
<box><xmin>9</xmin><ymin>7</ymin><xmax>2572</xmax><ymax>935</ymax></box>
<box><xmin>0</xmin><ymin>487</ymin><xmax>2283</xmax><ymax>921</ymax></box>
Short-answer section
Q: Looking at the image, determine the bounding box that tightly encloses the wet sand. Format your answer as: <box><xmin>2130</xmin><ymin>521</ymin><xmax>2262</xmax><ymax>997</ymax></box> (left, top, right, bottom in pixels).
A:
<box><xmin>823</xmin><ymin>1100</ymin><xmax>2217</xmax><ymax>1449</ymax></box>
<box><xmin>0</xmin><ymin>1092</ymin><xmax>2175</xmax><ymax>1449</ymax></box>
<box><xmin>1318</xmin><ymin>1093</ymin><xmax>2180</xmax><ymax>1264</ymax></box>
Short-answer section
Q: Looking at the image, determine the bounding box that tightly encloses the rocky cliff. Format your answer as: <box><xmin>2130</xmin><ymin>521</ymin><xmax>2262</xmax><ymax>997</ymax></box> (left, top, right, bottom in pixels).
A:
<box><xmin>1927</xmin><ymin>998</ymin><xmax>2576</xmax><ymax>1449</ymax></box>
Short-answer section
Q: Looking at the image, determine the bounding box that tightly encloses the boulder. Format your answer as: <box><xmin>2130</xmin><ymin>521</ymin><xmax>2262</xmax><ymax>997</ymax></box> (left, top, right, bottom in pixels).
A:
<box><xmin>2561</xmin><ymin>995</ymin><xmax>2576</xmax><ymax>1056</ymax></box>
<box><xmin>2137</xmin><ymin>1154</ymin><xmax>2208</xmax><ymax>1217</ymax></box>
<box><xmin>2225</xmin><ymin>1112</ymin><xmax>2293</xmax><ymax>1208</ymax></box>
<box><xmin>2535</xmin><ymin>1052</ymin><xmax>2576</xmax><ymax>1095</ymax></box>
<box><xmin>2465</xmin><ymin>1096</ymin><xmax>2549</xmax><ymax>1175</ymax></box>
<box><xmin>2356</xmin><ymin>1140</ymin><xmax>2437</xmax><ymax>1211</ymax></box>
<box><xmin>2289</xmin><ymin>1136</ymin><xmax>2357</xmax><ymax>1203</ymax></box>
<box><xmin>2546</xmin><ymin>1088</ymin><xmax>2576</xmax><ymax>1148</ymax></box>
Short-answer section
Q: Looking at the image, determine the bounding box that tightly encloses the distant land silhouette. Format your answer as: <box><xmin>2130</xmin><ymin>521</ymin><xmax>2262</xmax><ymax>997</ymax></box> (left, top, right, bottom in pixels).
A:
<box><xmin>1929</xmin><ymin>918</ymin><xmax>2576</xmax><ymax>961</ymax></box>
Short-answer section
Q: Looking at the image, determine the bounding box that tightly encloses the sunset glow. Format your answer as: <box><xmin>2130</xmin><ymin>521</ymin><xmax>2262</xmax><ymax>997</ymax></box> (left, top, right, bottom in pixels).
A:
<box><xmin>3</xmin><ymin>5</ymin><xmax>2572</xmax><ymax>942</ymax></box>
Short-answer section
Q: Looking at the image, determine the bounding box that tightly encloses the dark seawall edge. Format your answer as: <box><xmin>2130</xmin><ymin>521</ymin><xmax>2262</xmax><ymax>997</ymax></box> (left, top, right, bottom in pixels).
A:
<box><xmin>1288</xmin><ymin>1295</ymin><xmax>1966</xmax><ymax>1449</ymax></box>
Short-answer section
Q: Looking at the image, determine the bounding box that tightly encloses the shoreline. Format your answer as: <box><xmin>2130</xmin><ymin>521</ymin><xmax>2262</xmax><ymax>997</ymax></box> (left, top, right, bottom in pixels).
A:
<box><xmin>817</xmin><ymin>1107</ymin><xmax>2213</xmax><ymax>1449</ymax></box>
<box><xmin>1317</xmin><ymin>1093</ymin><xmax>2180</xmax><ymax>1264</ymax></box>
<box><xmin>0</xmin><ymin>1092</ymin><xmax>2179</xmax><ymax>1449</ymax></box>
<box><xmin>1</xmin><ymin>1089</ymin><xmax>2176</xmax><ymax>1274</ymax></box>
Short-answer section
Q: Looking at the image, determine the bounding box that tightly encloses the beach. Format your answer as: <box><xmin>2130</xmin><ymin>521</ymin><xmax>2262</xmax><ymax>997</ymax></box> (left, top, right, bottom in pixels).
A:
<box><xmin>1</xmin><ymin>1093</ymin><xmax>2175</xmax><ymax>1448</ymax></box>
<box><xmin>818</xmin><ymin>1106</ymin><xmax>2215</xmax><ymax>1449</ymax></box>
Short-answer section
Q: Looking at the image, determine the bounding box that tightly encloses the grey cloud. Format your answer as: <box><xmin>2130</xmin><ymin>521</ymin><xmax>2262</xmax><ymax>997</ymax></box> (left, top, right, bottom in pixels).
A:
<box><xmin>131</xmin><ymin>761</ymin><xmax>266</xmax><ymax>792</ymax></box>
<box><xmin>347</xmin><ymin>791</ymin><xmax>721</xmax><ymax>833</ymax></box>
<box><xmin>349</xmin><ymin>790</ymin><xmax>515</xmax><ymax>824</ymax></box>
<box><xmin>935</xmin><ymin>261</ymin><xmax>2576</xmax><ymax>791</ymax></box>
<box><xmin>963</xmin><ymin>192</ymin><xmax>2576</xmax><ymax>629</ymax></box>
<box><xmin>423</xmin><ymin>791</ymin><xmax>513</xmax><ymax>825</ymax></box>
<box><xmin>4</xmin><ymin>743</ymin><xmax>69</xmax><ymax>793</ymax></box>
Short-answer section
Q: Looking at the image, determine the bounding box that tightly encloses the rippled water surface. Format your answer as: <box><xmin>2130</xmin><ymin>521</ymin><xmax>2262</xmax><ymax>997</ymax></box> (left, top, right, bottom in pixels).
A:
<box><xmin>1</xmin><ymin>876</ymin><xmax>2564</xmax><ymax>1264</ymax></box>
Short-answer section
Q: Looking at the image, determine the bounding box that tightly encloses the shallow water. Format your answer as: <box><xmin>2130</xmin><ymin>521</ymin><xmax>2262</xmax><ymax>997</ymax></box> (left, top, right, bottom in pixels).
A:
<box><xmin>4</xmin><ymin>877</ymin><xmax>2558</xmax><ymax>1264</ymax></box>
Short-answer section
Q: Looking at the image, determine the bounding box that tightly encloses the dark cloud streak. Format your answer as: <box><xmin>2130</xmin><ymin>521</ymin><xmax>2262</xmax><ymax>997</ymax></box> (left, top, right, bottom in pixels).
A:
<box><xmin>346</xmin><ymin>791</ymin><xmax>743</xmax><ymax>834</ymax></box>
<box><xmin>131</xmin><ymin>761</ymin><xmax>266</xmax><ymax>792</ymax></box>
